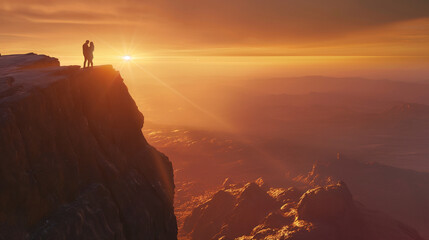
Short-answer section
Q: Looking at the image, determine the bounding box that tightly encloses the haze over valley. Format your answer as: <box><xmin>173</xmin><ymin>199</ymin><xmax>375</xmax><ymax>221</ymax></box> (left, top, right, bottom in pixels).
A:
<box><xmin>118</xmin><ymin>61</ymin><xmax>429</xmax><ymax>238</ymax></box>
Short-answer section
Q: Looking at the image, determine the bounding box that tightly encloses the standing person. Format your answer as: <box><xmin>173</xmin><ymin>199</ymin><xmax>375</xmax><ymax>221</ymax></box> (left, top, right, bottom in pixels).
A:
<box><xmin>88</xmin><ymin>42</ymin><xmax>95</xmax><ymax>68</ymax></box>
<box><xmin>82</xmin><ymin>40</ymin><xmax>89</xmax><ymax>68</ymax></box>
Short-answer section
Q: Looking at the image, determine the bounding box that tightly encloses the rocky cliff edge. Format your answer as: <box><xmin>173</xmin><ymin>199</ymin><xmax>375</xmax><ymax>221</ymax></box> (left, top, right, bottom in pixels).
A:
<box><xmin>0</xmin><ymin>53</ymin><xmax>177</xmax><ymax>239</ymax></box>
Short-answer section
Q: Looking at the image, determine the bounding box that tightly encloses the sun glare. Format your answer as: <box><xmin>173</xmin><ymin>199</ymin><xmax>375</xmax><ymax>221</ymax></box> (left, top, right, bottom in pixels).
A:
<box><xmin>122</xmin><ymin>55</ymin><xmax>132</xmax><ymax>61</ymax></box>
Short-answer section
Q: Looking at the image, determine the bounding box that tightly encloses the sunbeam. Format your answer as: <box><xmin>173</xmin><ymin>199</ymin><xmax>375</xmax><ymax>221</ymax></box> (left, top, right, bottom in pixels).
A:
<box><xmin>130</xmin><ymin>61</ymin><xmax>235</xmax><ymax>131</ymax></box>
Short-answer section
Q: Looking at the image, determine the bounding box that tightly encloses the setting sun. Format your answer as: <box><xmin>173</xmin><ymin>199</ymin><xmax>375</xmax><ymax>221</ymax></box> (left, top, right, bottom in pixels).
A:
<box><xmin>122</xmin><ymin>55</ymin><xmax>132</xmax><ymax>61</ymax></box>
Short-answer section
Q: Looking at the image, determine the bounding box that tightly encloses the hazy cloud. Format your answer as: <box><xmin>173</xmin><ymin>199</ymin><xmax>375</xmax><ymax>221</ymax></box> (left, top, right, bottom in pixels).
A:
<box><xmin>1</xmin><ymin>0</ymin><xmax>429</xmax><ymax>54</ymax></box>
<box><xmin>117</xmin><ymin>0</ymin><xmax>429</xmax><ymax>43</ymax></box>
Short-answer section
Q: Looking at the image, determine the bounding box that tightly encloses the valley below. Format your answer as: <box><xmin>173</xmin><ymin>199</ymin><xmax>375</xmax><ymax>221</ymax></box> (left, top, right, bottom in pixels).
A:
<box><xmin>137</xmin><ymin>75</ymin><xmax>429</xmax><ymax>239</ymax></box>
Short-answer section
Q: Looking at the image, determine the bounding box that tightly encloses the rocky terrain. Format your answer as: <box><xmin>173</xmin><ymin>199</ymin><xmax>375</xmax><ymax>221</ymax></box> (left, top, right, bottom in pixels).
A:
<box><xmin>182</xmin><ymin>179</ymin><xmax>424</xmax><ymax>240</ymax></box>
<box><xmin>0</xmin><ymin>53</ymin><xmax>177</xmax><ymax>239</ymax></box>
<box><xmin>296</xmin><ymin>157</ymin><xmax>429</xmax><ymax>239</ymax></box>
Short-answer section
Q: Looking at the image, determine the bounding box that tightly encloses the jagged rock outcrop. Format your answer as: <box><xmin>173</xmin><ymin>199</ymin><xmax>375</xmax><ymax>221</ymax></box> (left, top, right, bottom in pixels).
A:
<box><xmin>296</xmin><ymin>158</ymin><xmax>429</xmax><ymax>239</ymax></box>
<box><xmin>0</xmin><ymin>53</ymin><xmax>177</xmax><ymax>239</ymax></box>
<box><xmin>183</xmin><ymin>180</ymin><xmax>281</xmax><ymax>240</ymax></box>
<box><xmin>183</xmin><ymin>179</ymin><xmax>424</xmax><ymax>240</ymax></box>
<box><xmin>293</xmin><ymin>182</ymin><xmax>365</xmax><ymax>240</ymax></box>
<box><xmin>297</xmin><ymin>182</ymin><xmax>357</xmax><ymax>222</ymax></box>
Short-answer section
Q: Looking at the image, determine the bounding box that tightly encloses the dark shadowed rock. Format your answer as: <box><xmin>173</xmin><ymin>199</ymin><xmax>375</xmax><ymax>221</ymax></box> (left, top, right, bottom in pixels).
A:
<box><xmin>183</xmin><ymin>190</ymin><xmax>235</xmax><ymax>240</ymax></box>
<box><xmin>294</xmin><ymin>182</ymin><xmax>364</xmax><ymax>240</ymax></box>
<box><xmin>31</xmin><ymin>184</ymin><xmax>125</xmax><ymax>240</ymax></box>
<box><xmin>297</xmin><ymin>182</ymin><xmax>357</xmax><ymax>222</ymax></box>
<box><xmin>0</xmin><ymin>54</ymin><xmax>177</xmax><ymax>239</ymax></box>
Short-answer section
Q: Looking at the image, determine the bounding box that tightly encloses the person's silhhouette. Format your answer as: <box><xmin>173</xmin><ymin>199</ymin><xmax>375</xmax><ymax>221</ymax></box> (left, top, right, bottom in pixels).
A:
<box><xmin>88</xmin><ymin>42</ymin><xmax>94</xmax><ymax>68</ymax></box>
<box><xmin>82</xmin><ymin>40</ymin><xmax>89</xmax><ymax>68</ymax></box>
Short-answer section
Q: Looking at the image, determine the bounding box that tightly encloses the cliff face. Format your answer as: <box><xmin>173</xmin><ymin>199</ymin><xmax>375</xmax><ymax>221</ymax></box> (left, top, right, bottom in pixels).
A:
<box><xmin>0</xmin><ymin>53</ymin><xmax>177</xmax><ymax>239</ymax></box>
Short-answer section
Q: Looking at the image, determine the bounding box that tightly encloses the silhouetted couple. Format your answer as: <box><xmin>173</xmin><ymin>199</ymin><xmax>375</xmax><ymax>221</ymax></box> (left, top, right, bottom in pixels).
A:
<box><xmin>82</xmin><ymin>40</ymin><xmax>94</xmax><ymax>68</ymax></box>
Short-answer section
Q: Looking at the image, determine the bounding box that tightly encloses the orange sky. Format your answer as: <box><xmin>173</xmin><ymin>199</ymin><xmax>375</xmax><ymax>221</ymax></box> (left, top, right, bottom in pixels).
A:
<box><xmin>2</xmin><ymin>0</ymin><xmax>429</xmax><ymax>131</ymax></box>
<box><xmin>1</xmin><ymin>0</ymin><xmax>429</xmax><ymax>58</ymax></box>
